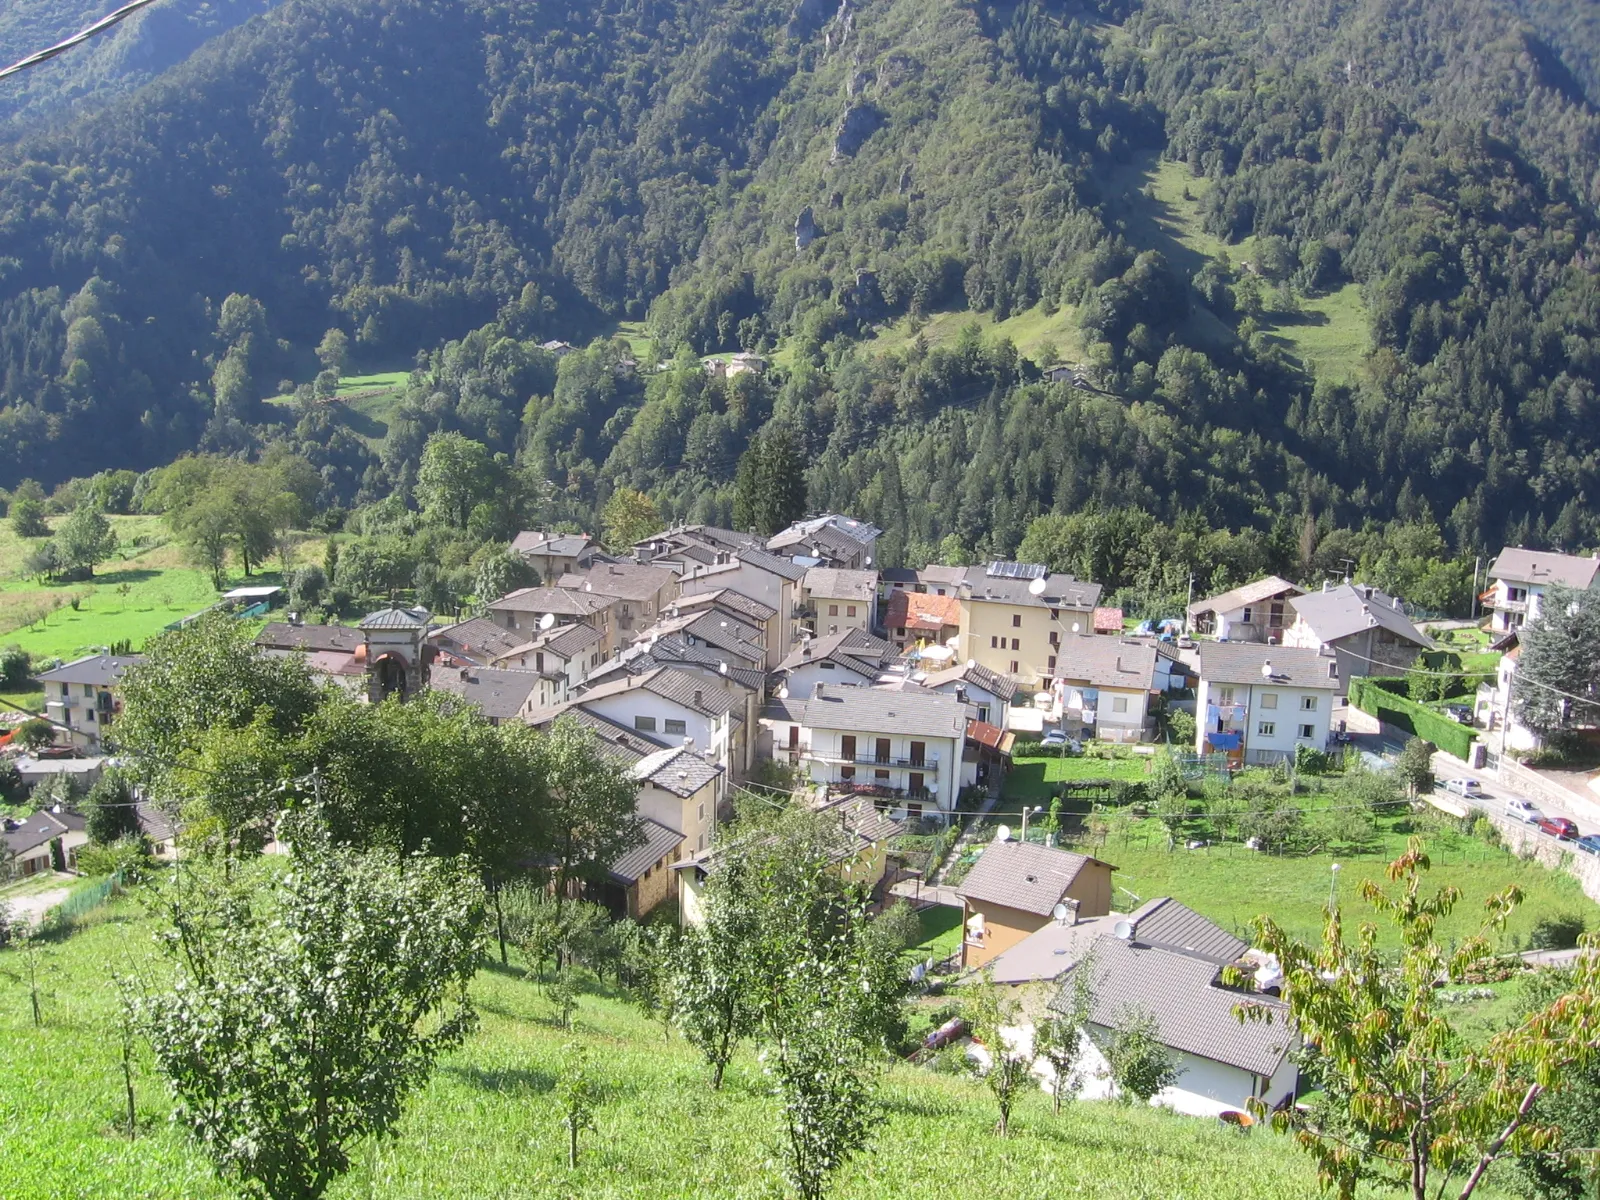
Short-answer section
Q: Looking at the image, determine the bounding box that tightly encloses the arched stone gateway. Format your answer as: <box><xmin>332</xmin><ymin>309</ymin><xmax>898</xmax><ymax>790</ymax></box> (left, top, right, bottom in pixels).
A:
<box><xmin>359</xmin><ymin>607</ymin><xmax>433</xmax><ymax>703</ymax></box>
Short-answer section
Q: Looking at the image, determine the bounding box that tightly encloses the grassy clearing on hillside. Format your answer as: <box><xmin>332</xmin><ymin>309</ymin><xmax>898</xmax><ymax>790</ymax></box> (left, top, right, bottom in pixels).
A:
<box><xmin>861</xmin><ymin>303</ymin><xmax>1085</xmax><ymax>363</ymax></box>
<box><xmin>0</xmin><ymin>895</ymin><xmax>1339</xmax><ymax>1200</ymax></box>
<box><xmin>263</xmin><ymin>369</ymin><xmax>412</xmax><ymax>445</ymax></box>
<box><xmin>1003</xmin><ymin>752</ymin><xmax>1150</xmax><ymax>803</ymax></box>
<box><xmin>1104</xmin><ymin>153</ymin><xmax>1369</xmax><ymax>381</ymax></box>
<box><xmin>1068</xmin><ymin>814</ymin><xmax>1598</xmax><ymax>949</ymax></box>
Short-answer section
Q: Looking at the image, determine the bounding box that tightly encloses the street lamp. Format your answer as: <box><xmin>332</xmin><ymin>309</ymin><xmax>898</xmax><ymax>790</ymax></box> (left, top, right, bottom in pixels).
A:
<box><xmin>1328</xmin><ymin>862</ymin><xmax>1341</xmax><ymax>913</ymax></box>
<box><xmin>1021</xmin><ymin>805</ymin><xmax>1043</xmax><ymax>841</ymax></box>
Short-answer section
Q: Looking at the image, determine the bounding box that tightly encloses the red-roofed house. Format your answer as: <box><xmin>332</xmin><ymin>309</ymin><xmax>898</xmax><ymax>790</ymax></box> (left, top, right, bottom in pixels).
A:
<box><xmin>1092</xmin><ymin>607</ymin><xmax>1124</xmax><ymax>635</ymax></box>
<box><xmin>884</xmin><ymin>590</ymin><xmax>962</xmax><ymax>649</ymax></box>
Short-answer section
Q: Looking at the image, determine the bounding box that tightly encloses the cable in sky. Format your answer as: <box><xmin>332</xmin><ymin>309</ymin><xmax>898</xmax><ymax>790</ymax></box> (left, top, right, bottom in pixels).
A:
<box><xmin>0</xmin><ymin>0</ymin><xmax>162</xmax><ymax>84</ymax></box>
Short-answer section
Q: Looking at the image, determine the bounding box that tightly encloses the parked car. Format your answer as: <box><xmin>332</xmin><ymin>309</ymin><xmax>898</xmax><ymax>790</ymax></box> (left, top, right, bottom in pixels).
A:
<box><xmin>1505</xmin><ymin>797</ymin><xmax>1542</xmax><ymax>823</ymax></box>
<box><xmin>1445</xmin><ymin>705</ymin><xmax>1473</xmax><ymax>724</ymax></box>
<box><xmin>1577</xmin><ymin>835</ymin><xmax>1600</xmax><ymax>857</ymax></box>
<box><xmin>1040</xmin><ymin>731</ymin><xmax>1067</xmax><ymax>747</ymax></box>
<box><xmin>1537</xmin><ymin>816</ymin><xmax>1580</xmax><ymax>841</ymax></box>
<box><xmin>1443</xmin><ymin>778</ymin><xmax>1483</xmax><ymax>798</ymax></box>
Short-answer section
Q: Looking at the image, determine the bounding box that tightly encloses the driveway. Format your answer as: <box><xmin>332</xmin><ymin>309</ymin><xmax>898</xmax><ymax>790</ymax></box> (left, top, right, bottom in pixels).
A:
<box><xmin>1</xmin><ymin>872</ymin><xmax>75</xmax><ymax>927</ymax></box>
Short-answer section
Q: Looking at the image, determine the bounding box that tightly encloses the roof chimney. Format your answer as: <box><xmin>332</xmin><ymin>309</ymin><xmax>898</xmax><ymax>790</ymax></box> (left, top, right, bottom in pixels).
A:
<box><xmin>459</xmin><ymin>667</ymin><xmax>471</xmax><ymax>681</ymax></box>
<box><xmin>693</xmin><ymin>689</ymin><xmax>703</xmax><ymax>708</ymax></box>
<box><xmin>814</xmin><ymin>683</ymin><xmax>825</xmax><ymax>698</ymax></box>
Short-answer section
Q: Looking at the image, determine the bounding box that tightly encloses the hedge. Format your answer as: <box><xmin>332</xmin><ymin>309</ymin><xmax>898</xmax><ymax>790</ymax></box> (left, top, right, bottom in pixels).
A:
<box><xmin>1347</xmin><ymin>676</ymin><xmax>1476</xmax><ymax>760</ymax></box>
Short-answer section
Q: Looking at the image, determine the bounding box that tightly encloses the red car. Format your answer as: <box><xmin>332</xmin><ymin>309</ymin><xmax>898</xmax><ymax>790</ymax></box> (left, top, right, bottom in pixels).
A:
<box><xmin>1537</xmin><ymin>816</ymin><xmax>1580</xmax><ymax>841</ymax></box>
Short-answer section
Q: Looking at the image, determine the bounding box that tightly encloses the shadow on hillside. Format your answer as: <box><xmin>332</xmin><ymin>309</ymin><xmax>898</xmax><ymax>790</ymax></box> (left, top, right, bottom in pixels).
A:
<box><xmin>336</xmin><ymin>404</ymin><xmax>390</xmax><ymax>441</ymax></box>
<box><xmin>88</xmin><ymin>568</ymin><xmax>163</xmax><ymax>587</ymax></box>
<box><xmin>1269</xmin><ymin>308</ymin><xmax>1332</xmax><ymax>329</ymax></box>
<box><xmin>445</xmin><ymin>1063</ymin><xmax>556</xmax><ymax>1096</ymax></box>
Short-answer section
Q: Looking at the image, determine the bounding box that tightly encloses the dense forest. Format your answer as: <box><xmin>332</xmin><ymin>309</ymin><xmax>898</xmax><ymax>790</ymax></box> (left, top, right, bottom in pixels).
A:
<box><xmin>0</xmin><ymin>0</ymin><xmax>1598</xmax><ymax>575</ymax></box>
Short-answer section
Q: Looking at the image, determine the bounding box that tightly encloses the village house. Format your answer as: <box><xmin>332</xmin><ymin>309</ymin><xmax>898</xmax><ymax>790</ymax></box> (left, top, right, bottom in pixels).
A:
<box><xmin>768</xmin><ymin>513</ymin><xmax>881</xmax><ymax>570</ymax></box>
<box><xmin>956</xmin><ymin>838</ymin><xmax>1116</xmax><ymax>969</ymax></box>
<box><xmin>485</xmin><ymin>586</ymin><xmax>617</xmax><ymax>656</ymax></box>
<box><xmin>1186</xmin><ymin>576</ymin><xmax>1305</xmax><ymax>643</ymax></box>
<box><xmin>1092</xmin><ymin>606</ymin><xmax>1125</xmax><ymax>635</ymax></box>
<box><xmin>1196</xmin><ymin>643</ymin><xmax>1339</xmax><ymax>766</ymax></box>
<box><xmin>799</xmin><ymin>567</ymin><xmax>879</xmax><ymax>637</ymax></box>
<box><xmin>430</xmin><ymin>665</ymin><xmax>554</xmax><ymax>724</ymax></box>
<box><xmin>919</xmin><ymin>660</ymin><xmax>1020</xmax><ymax>730</ymax></box>
<box><xmin>759</xmin><ymin>684</ymin><xmax>969</xmax><ymax>822</ymax></box>
<box><xmin>1483</xmin><ymin>546</ymin><xmax>1600</xmax><ymax>633</ymax></box>
<box><xmin>427</xmin><ymin>616</ymin><xmax>527</xmax><ymax>668</ymax></box>
<box><xmin>557</xmin><ymin>561</ymin><xmax>680</xmax><ymax>637</ymax></box>
<box><xmin>35</xmin><ymin>652</ymin><xmax>142</xmax><ymax>750</ymax></box>
<box><xmin>884</xmin><ymin>589</ymin><xmax>962</xmax><ymax>650</ymax></box>
<box><xmin>636</xmin><ymin>527</ymin><xmax>809</xmax><ymax>653</ymax></box>
<box><xmin>510</xmin><ymin>529</ymin><xmax>600</xmax><ymax>581</ymax></box>
<box><xmin>2</xmin><ymin>807</ymin><xmax>87</xmax><ymax>878</ymax></box>
<box><xmin>773</xmin><ymin>627</ymin><xmax>899</xmax><ymax>696</ymax></box>
<box><xmin>633</xmin><ymin>744</ymin><xmax>723</xmax><ymax>859</ymax></box>
<box><xmin>955</xmin><ymin>562</ymin><xmax>1103</xmax><ymax>688</ymax></box>
<box><xmin>660</xmin><ymin>589</ymin><xmax>779</xmax><ymax>670</ymax></box>
<box><xmin>879</xmin><ymin>564</ymin><xmax>967</xmax><ymax>601</ymax></box>
<box><xmin>1050</xmin><ymin>637</ymin><xmax>1164</xmax><ymax>743</ymax></box>
<box><xmin>1280</xmin><ymin>582</ymin><xmax>1432</xmax><ymax>690</ymax></box>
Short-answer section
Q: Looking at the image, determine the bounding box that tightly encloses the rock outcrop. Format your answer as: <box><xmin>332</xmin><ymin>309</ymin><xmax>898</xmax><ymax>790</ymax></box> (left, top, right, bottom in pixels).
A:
<box><xmin>795</xmin><ymin>206</ymin><xmax>819</xmax><ymax>251</ymax></box>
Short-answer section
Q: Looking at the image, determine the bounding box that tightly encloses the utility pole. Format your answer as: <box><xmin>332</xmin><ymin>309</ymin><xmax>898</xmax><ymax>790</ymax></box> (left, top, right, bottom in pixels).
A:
<box><xmin>1470</xmin><ymin>555</ymin><xmax>1481</xmax><ymax>621</ymax></box>
<box><xmin>1184</xmin><ymin>571</ymin><xmax>1195</xmax><ymax>636</ymax></box>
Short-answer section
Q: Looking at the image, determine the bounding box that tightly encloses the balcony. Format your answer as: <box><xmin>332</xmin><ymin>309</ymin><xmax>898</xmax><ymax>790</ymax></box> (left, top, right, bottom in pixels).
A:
<box><xmin>798</xmin><ymin>749</ymin><xmax>941</xmax><ymax>774</ymax></box>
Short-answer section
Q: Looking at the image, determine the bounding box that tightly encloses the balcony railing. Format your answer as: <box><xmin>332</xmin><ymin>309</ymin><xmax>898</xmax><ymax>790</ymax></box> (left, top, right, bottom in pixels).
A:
<box><xmin>798</xmin><ymin>749</ymin><xmax>941</xmax><ymax>773</ymax></box>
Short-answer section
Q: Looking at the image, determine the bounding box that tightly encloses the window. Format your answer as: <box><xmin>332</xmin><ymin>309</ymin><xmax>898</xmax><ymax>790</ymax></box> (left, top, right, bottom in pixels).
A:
<box><xmin>1269</xmin><ymin>602</ymin><xmax>1285</xmax><ymax>627</ymax></box>
<box><xmin>697</xmin><ymin>834</ymin><xmax>706</xmax><ymax>851</ymax></box>
<box><xmin>897</xmin><ymin>626</ymin><xmax>906</xmax><ymax>637</ymax></box>
<box><xmin>60</xmin><ymin>683</ymin><xmax>70</xmax><ymax>698</ymax></box>
<box><xmin>1047</xmin><ymin>655</ymin><xmax>1057</xmax><ymax>671</ymax></box>
<box><xmin>829</xmin><ymin>604</ymin><xmax>839</xmax><ymax>616</ymax></box>
<box><xmin>1049</xmin><ymin>631</ymin><xmax>1059</xmax><ymax>647</ymax></box>
<box><xmin>1012</xmin><ymin>614</ymin><xmax>1022</xmax><ymax>628</ymax></box>
<box><xmin>976</xmin><ymin>705</ymin><xmax>990</xmax><ymax>724</ymax></box>
<box><xmin>846</xmin><ymin>605</ymin><xmax>856</xmax><ymax>617</ymax></box>
<box><xmin>875</xmin><ymin>769</ymin><xmax>890</xmax><ymax>781</ymax></box>
<box><xmin>84</xmin><ymin>708</ymin><xmax>95</xmax><ymax>722</ymax></box>
<box><xmin>1257</xmin><ymin>721</ymin><xmax>1276</xmax><ymax>737</ymax></box>
<box><xmin>1112</xmin><ymin>696</ymin><xmax>1128</xmax><ymax>714</ymax></box>
<box><xmin>1327</xmin><ymin>660</ymin><xmax>1339</xmax><ymax>679</ymax></box>
<box><xmin>1010</xmin><ymin>660</ymin><xmax>1019</xmax><ymax>673</ymax></box>
<box><xmin>1300</xmin><ymin>695</ymin><xmax>1318</xmax><ymax>711</ymax></box>
<box><xmin>698</xmin><ymin>802</ymin><xmax>705</xmax><ymax>822</ymax></box>
<box><xmin>1011</xmin><ymin>638</ymin><xmax>1020</xmax><ymax>651</ymax></box>
<box><xmin>1299</xmin><ymin>723</ymin><xmax>1315</xmax><ymax>739</ymax></box>
<box><xmin>665</xmin><ymin>719</ymin><xmax>687</xmax><ymax>736</ymax></box>
<box><xmin>1260</xmin><ymin>693</ymin><xmax>1278</xmax><ymax>710</ymax></box>
<box><xmin>635</xmin><ymin>716</ymin><xmax>657</xmax><ymax>732</ymax></box>
<box><xmin>841</xmin><ymin>766</ymin><xmax>856</xmax><ymax>781</ymax></box>
<box><xmin>1242</xmin><ymin>607</ymin><xmax>1254</xmax><ymax>625</ymax></box>
<box><xmin>1218</xmin><ymin>686</ymin><xmax>1236</xmax><ymax>705</ymax></box>
<box><xmin>991</xmin><ymin>636</ymin><xmax>1000</xmax><ymax>648</ymax></box>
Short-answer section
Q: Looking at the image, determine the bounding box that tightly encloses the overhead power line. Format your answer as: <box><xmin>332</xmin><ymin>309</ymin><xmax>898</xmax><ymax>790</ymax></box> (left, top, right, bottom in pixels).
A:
<box><xmin>0</xmin><ymin>0</ymin><xmax>161</xmax><ymax>84</ymax></box>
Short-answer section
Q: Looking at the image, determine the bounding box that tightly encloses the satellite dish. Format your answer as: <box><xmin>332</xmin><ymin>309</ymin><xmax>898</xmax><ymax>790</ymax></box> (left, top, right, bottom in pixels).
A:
<box><xmin>1051</xmin><ymin>902</ymin><xmax>1070</xmax><ymax>925</ymax></box>
<box><xmin>1028</xmin><ymin>576</ymin><xmax>1048</xmax><ymax>596</ymax></box>
<box><xmin>1113</xmin><ymin>920</ymin><xmax>1134</xmax><ymax>941</ymax></box>
<box><xmin>1261</xmin><ymin>659</ymin><xmax>1273</xmax><ymax>678</ymax></box>
<box><xmin>538</xmin><ymin>612</ymin><xmax>557</xmax><ymax>631</ymax></box>
<box><xmin>1072</xmin><ymin>622</ymin><xmax>1081</xmax><ymax>635</ymax></box>
<box><xmin>995</xmin><ymin>824</ymin><xmax>1014</xmax><ymax>843</ymax></box>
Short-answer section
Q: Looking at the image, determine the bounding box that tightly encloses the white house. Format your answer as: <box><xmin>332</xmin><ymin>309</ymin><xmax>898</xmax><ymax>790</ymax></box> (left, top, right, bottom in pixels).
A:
<box><xmin>1280</xmin><ymin>582</ymin><xmax>1431</xmax><ymax>691</ymax></box>
<box><xmin>760</xmin><ymin>684</ymin><xmax>969</xmax><ymax>822</ymax></box>
<box><xmin>1197</xmin><ymin>643</ymin><xmax>1338</xmax><ymax>766</ymax></box>
<box><xmin>800</xmin><ymin>567</ymin><xmax>879</xmax><ymax>637</ymax></box>
<box><xmin>773</xmin><ymin>628</ymin><xmax>898</xmax><ymax>697</ymax></box>
<box><xmin>35</xmin><ymin>653</ymin><xmax>142</xmax><ymax>750</ymax></box>
<box><xmin>1050</xmin><ymin>637</ymin><xmax>1163</xmax><ymax>743</ymax></box>
<box><xmin>920</xmin><ymin>661</ymin><xmax>1020</xmax><ymax>730</ymax></box>
<box><xmin>1484</xmin><ymin>546</ymin><xmax>1600</xmax><ymax>633</ymax></box>
<box><xmin>1186</xmin><ymin>576</ymin><xmax>1304</xmax><ymax>643</ymax></box>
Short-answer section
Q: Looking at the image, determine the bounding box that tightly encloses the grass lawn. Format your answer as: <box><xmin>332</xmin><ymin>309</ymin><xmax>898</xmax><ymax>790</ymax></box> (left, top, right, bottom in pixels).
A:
<box><xmin>0</xmin><ymin>894</ymin><xmax>1343</xmax><ymax>1200</ymax></box>
<box><xmin>1070</xmin><ymin>815</ymin><xmax>1599</xmax><ymax>950</ymax></box>
<box><xmin>0</xmin><ymin>687</ymin><xmax>45</xmax><ymax>714</ymax></box>
<box><xmin>860</xmin><ymin>302</ymin><xmax>1084</xmax><ymax>363</ymax></box>
<box><xmin>264</xmin><ymin>369</ymin><xmax>411</xmax><ymax>446</ymax></box>
<box><xmin>1003</xmin><ymin>752</ymin><xmax>1150</xmax><ymax>804</ymax></box>
<box><xmin>911</xmin><ymin>903</ymin><xmax>964</xmax><ymax>961</ymax></box>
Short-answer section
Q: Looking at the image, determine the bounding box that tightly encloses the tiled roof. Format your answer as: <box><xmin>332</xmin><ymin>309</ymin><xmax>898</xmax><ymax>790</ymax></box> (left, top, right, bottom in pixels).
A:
<box><xmin>574</xmin><ymin>666</ymin><xmax>743</xmax><ymax>721</ymax></box>
<box><xmin>734</xmin><ymin>547</ymin><xmax>808</xmax><ymax>582</ymax></box>
<box><xmin>358</xmin><ymin>606</ymin><xmax>431</xmax><ymax>630</ymax></box>
<box><xmin>1124</xmin><ymin>896</ymin><xmax>1249</xmax><ymax>964</ymax></box>
<box><xmin>429</xmin><ymin>617</ymin><xmax>525</xmax><ymax>664</ymax></box>
<box><xmin>1289</xmin><ymin>584</ymin><xmax>1432</xmax><ymax>648</ymax></box>
<box><xmin>965</xmin><ymin>718</ymin><xmax>1014</xmax><ymax>754</ymax></box>
<box><xmin>1199</xmin><ymin>643</ymin><xmax>1340</xmax><ymax>690</ymax></box>
<box><xmin>815</xmin><ymin>793</ymin><xmax>904</xmax><ymax>846</ymax></box>
<box><xmin>1187</xmin><ymin>575</ymin><xmax>1304</xmax><ymax>619</ymax></box>
<box><xmin>803</xmin><ymin>567</ymin><xmax>878</xmax><ymax>602</ymax></box>
<box><xmin>559</xmin><ymin>709</ymin><xmax>667</xmax><ymax>767</ymax></box>
<box><xmin>960</xmin><ymin>565</ymin><xmax>1102</xmax><ymax>610</ymax></box>
<box><xmin>257</xmin><ymin>623</ymin><xmax>365</xmax><ymax>653</ymax></box>
<box><xmin>673</xmin><ymin>588</ymin><xmax>778</xmax><ymax>624</ymax></box>
<box><xmin>135</xmin><ymin>801</ymin><xmax>178</xmax><ymax>843</ymax></box>
<box><xmin>431</xmin><ymin>666</ymin><xmax>544</xmax><ymax>720</ymax></box>
<box><xmin>1488</xmin><ymin>547</ymin><xmax>1600</xmax><ymax>590</ymax></box>
<box><xmin>608</xmin><ymin>818</ymin><xmax>685</xmax><ymax>885</ymax></box>
<box><xmin>1053</xmin><ymin>637</ymin><xmax>1159</xmax><ymax>689</ymax></box>
<box><xmin>488</xmin><ymin>587</ymin><xmax>613</xmax><ymax>616</ymax></box>
<box><xmin>1092</xmin><ymin>606</ymin><xmax>1125</xmax><ymax>633</ymax></box>
<box><xmin>770</xmin><ymin>513</ymin><xmax>881</xmax><ymax>547</ymax></box>
<box><xmin>633</xmin><ymin>745</ymin><xmax>724</xmax><ymax>797</ymax></box>
<box><xmin>777</xmin><ymin>628</ymin><xmax>894</xmax><ymax>674</ymax></box>
<box><xmin>801</xmin><ymin>685</ymin><xmax>968</xmax><ymax>740</ymax></box>
<box><xmin>1</xmin><ymin>810</ymin><xmax>69</xmax><ymax>856</ymax></box>
<box><xmin>636</xmin><ymin>638</ymin><xmax>765</xmax><ymax>692</ymax></box>
<box><xmin>885</xmin><ymin>590</ymin><xmax>962</xmax><ymax>633</ymax></box>
<box><xmin>33</xmin><ymin>653</ymin><xmax>142</xmax><ymax>687</ymax></box>
<box><xmin>558</xmin><ymin>562</ymin><xmax>679</xmax><ymax>603</ymax></box>
<box><xmin>511</xmin><ymin>530</ymin><xmax>596</xmax><ymax>557</ymax></box>
<box><xmin>957</xmin><ymin>840</ymin><xmax>1114</xmax><ymax>917</ymax></box>
<box><xmin>921</xmin><ymin>660</ymin><xmax>1021</xmax><ymax>702</ymax></box>
<box><xmin>1051</xmin><ymin>935</ymin><xmax>1292</xmax><ymax>1078</ymax></box>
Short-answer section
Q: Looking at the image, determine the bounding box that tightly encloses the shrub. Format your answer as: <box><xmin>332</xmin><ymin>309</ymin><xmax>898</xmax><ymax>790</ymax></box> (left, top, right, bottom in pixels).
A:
<box><xmin>0</xmin><ymin>644</ymin><xmax>31</xmax><ymax>688</ymax></box>
<box><xmin>1529</xmin><ymin>913</ymin><xmax>1587</xmax><ymax>951</ymax></box>
<box><xmin>1294</xmin><ymin>745</ymin><xmax>1332</xmax><ymax>775</ymax></box>
<box><xmin>1471</xmin><ymin>816</ymin><xmax>1502</xmax><ymax>849</ymax></box>
<box><xmin>1165</xmin><ymin>709</ymin><xmax>1196</xmax><ymax>748</ymax></box>
<box><xmin>76</xmin><ymin>836</ymin><xmax>154</xmax><ymax>882</ymax></box>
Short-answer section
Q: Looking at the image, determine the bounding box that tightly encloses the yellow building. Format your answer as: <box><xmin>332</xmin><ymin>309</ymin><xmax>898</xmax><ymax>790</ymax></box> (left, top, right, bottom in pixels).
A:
<box><xmin>957</xmin><ymin>839</ymin><xmax>1117</xmax><ymax>969</ymax></box>
<box><xmin>955</xmin><ymin>563</ymin><xmax>1103</xmax><ymax>688</ymax></box>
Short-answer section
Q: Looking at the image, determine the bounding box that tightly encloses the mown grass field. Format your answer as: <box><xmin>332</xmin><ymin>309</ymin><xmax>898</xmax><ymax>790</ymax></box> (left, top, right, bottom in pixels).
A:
<box><xmin>861</xmin><ymin>302</ymin><xmax>1085</xmax><ymax>363</ymax></box>
<box><xmin>1003</xmin><ymin>751</ymin><xmax>1151</xmax><ymax>803</ymax></box>
<box><xmin>264</xmin><ymin>369</ymin><xmax>412</xmax><ymax>446</ymax></box>
<box><xmin>0</xmin><ymin>894</ymin><xmax>1344</xmax><ymax>1200</ymax></box>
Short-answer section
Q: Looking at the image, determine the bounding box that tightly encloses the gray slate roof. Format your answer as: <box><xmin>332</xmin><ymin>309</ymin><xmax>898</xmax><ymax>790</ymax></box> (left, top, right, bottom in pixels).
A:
<box><xmin>430</xmin><ymin>666</ymin><xmax>544</xmax><ymax>720</ymax></box>
<box><xmin>511</xmin><ymin>530</ymin><xmax>596</xmax><ymax>558</ymax></box>
<box><xmin>1488</xmin><ymin>547</ymin><xmax>1600</xmax><ymax>590</ymax></box>
<box><xmin>428</xmin><ymin>617</ymin><xmax>525</xmax><ymax>664</ymax></box>
<box><xmin>957</xmin><ymin>840</ymin><xmax>1113</xmax><ymax>917</ymax></box>
<box><xmin>777</xmin><ymin>627</ymin><xmax>895</xmax><ymax>675</ymax></box>
<box><xmin>560</xmin><ymin>709</ymin><xmax>668</xmax><ymax>767</ymax></box>
<box><xmin>961</xmin><ymin>564</ymin><xmax>1102</xmax><ymax>610</ymax></box>
<box><xmin>1125</xmin><ymin>896</ymin><xmax>1250</xmax><ymax>963</ymax></box>
<box><xmin>257</xmin><ymin>622</ymin><xmax>365</xmax><ymax>653</ymax></box>
<box><xmin>558</xmin><ymin>562</ymin><xmax>679</xmax><ymax>603</ymax></box>
<box><xmin>33</xmin><ymin>653</ymin><xmax>143</xmax><ymax>687</ymax></box>
<box><xmin>673</xmin><ymin>588</ymin><xmax>778</xmax><ymax>624</ymax></box>
<box><xmin>1</xmin><ymin>810</ymin><xmax>69</xmax><ymax>856</ymax></box>
<box><xmin>803</xmin><ymin>567</ymin><xmax>878</xmax><ymax>602</ymax></box>
<box><xmin>358</xmin><ymin>606</ymin><xmax>431</xmax><ymax>630</ymax></box>
<box><xmin>802</xmin><ymin>685</ymin><xmax>968</xmax><ymax>740</ymax></box>
<box><xmin>1052</xmin><ymin>935</ymin><xmax>1293</xmax><ymax>1078</ymax></box>
<box><xmin>608</xmin><ymin>818</ymin><xmax>685</xmax><ymax>884</ymax></box>
<box><xmin>1290</xmin><ymin>584</ymin><xmax>1432</xmax><ymax>648</ymax></box>
<box><xmin>633</xmin><ymin>745</ymin><xmax>724</xmax><ymax>797</ymax></box>
<box><xmin>921</xmin><ymin>661</ymin><xmax>1022</xmax><ymax>702</ymax></box>
<box><xmin>1199</xmin><ymin>643</ymin><xmax>1341</xmax><ymax>690</ymax></box>
<box><xmin>1187</xmin><ymin>576</ymin><xmax>1304</xmax><ymax>618</ymax></box>
<box><xmin>489</xmin><ymin>587</ymin><xmax>613</xmax><ymax>617</ymax></box>
<box><xmin>1053</xmin><ymin>637</ymin><xmax>1159</xmax><ymax>689</ymax></box>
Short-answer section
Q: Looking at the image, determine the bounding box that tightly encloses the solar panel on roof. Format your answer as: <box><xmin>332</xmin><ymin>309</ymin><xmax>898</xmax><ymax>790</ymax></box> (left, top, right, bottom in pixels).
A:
<box><xmin>986</xmin><ymin>561</ymin><xmax>1047</xmax><ymax>580</ymax></box>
